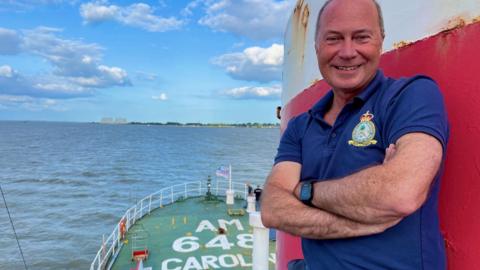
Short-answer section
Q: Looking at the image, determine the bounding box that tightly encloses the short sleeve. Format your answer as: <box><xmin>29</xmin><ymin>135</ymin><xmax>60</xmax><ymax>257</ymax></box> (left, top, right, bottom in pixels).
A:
<box><xmin>274</xmin><ymin>117</ymin><xmax>303</xmax><ymax>165</ymax></box>
<box><xmin>384</xmin><ymin>78</ymin><xmax>449</xmax><ymax>151</ymax></box>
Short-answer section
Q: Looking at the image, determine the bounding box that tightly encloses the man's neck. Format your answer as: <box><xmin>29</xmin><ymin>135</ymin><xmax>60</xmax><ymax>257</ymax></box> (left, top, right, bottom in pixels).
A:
<box><xmin>324</xmin><ymin>92</ymin><xmax>356</xmax><ymax>126</ymax></box>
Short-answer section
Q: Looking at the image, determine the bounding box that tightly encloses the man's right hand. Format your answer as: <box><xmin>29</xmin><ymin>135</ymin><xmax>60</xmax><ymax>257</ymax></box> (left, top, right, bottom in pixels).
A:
<box><xmin>261</xmin><ymin>161</ymin><xmax>401</xmax><ymax>239</ymax></box>
<box><xmin>384</xmin><ymin>143</ymin><xmax>397</xmax><ymax>164</ymax></box>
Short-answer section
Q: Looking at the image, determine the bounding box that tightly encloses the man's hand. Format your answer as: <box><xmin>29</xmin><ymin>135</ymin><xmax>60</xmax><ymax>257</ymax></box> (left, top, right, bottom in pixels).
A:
<box><xmin>384</xmin><ymin>143</ymin><xmax>396</xmax><ymax>164</ymax></box>
<box><xmin>262</xmin><ymin>162</ymin><xmax>401</xmax><ymax>239</ymax></box>
<box><xmin>294</xmin><ymin>143</ymin><xmax>397</xmax><ymax>199</ymax></box>
<box><xmin>310</xmin><ymin>132</ymin><xmax>443</xmax><ymax>224</ymax></box>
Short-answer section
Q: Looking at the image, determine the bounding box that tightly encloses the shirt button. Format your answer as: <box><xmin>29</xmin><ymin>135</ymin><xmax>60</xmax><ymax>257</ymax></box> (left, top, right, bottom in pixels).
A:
<box><xmin>331</xmin><ymin>132</ymin><xmax>337</xmax><ymax>138</ymax></box>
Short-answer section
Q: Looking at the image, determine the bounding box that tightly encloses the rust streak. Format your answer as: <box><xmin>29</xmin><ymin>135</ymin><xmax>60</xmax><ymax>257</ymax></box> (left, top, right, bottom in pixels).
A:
<box><xmin>393</xmin><ymin>40</ymin><xmax>412</xmax><ymax>49</ymax></box>
<box><xmin>394</xmin><ymin>16</ymin><xmax>480</xmax><ymax>50</ymax></box>
<box><xmin>301</xmin><ymin>4</ymin><xmax>310</xmax><ymax>28</ymax></box>
<box><xmin>309</xmin><ymin>79</ymin><xmax>321</xmax><ymax>88</ymax></box>
<box><xmin>293</xmin><ymin>0</ymin><xmax>304</xmax><ymax>15</ymax></box>
<box><xmin>291</xmin><ymin>0</ymin><xmax>309</xmax><ymax>65</ymax></box>
<box><xmin>439</xmin><ymin>16</ymin><xmax>467</xmax><ymax>34</ymax></box>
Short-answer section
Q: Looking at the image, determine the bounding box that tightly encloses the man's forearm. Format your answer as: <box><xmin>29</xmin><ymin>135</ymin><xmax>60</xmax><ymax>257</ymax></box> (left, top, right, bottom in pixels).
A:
<box><xmin>309</xmin><ymin>133</ymin><xmax>442</xmax><ymax>224</ymax></box>
<box><xmin>311</xmin><ymin>164</ymin><xmax>403</xmax><ymax>224</ymax></box>
<box><xmin>262</xmin><ymin>182</ymin><xmax>399</xmax><ymax>239</ymax></box>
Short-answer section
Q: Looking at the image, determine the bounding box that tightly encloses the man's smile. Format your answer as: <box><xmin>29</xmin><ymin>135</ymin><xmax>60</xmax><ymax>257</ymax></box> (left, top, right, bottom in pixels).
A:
<box><xmin>333</xmin><ymin>64</ymin><xmax>362</xmax><ymax>71</ymax></box>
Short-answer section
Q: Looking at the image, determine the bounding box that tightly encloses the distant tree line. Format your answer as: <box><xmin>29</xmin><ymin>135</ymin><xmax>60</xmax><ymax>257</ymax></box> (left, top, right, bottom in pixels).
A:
<box><xmin>129</xmin><ymin>122</ymin><xmax>279</xmax><ymax>128</ymax></box>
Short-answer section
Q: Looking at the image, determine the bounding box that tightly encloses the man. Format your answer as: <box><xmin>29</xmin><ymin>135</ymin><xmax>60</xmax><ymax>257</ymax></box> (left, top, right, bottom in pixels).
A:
<box><xmin>261</xmin><ymin>0</ymin><xmax>449</xmax><ymax>269</ymax></box>
<box><xmin>254</xmin><ymin>185</ymin><xmax>262</xmax><ymax>202</ymax></box>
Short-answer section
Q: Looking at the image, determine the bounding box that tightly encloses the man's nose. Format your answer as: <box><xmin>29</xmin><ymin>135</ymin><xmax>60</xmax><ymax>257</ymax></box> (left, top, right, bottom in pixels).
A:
<box><xmin>338</xmin><ymin>40</ymin><xmax>358</xmax><ymax>59</ymax></box>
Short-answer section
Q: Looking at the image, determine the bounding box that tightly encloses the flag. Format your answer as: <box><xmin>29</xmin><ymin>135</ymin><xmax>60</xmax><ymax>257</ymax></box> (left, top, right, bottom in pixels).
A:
<box><xmin>216</xmin><ymin>166</ymin><xmax>230</xmax><ymax>179</ymax></box>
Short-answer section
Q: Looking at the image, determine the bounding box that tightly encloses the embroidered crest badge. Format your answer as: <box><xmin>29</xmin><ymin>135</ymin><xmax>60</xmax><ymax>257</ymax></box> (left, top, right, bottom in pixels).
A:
<box><xmin>348</xmin><ymin>111</ymin><xmax>377</xmax><ymax>147</ymax></box>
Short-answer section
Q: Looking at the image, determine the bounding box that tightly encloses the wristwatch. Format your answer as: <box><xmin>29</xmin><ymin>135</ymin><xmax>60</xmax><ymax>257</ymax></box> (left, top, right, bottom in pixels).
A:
<box><xmin>299</xmin><ymin>181</ymin><xmax>316</xmax><ymax>206</ymax></box>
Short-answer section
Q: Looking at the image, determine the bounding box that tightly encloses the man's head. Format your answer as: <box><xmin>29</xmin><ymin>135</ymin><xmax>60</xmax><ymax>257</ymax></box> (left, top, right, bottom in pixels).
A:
<box><xmin>315</xmin><ymin>0</ymin><xmax>385</xmax><ymax>42</ymax></box>
<box><xmin>314</xmin><ymin>0</ymin><xmax>384</xmax><ymax>96</ymax></box>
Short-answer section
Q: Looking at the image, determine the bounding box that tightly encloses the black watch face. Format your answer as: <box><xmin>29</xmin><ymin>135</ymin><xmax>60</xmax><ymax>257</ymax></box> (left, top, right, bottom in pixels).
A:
<box><xmin>300</xmin><ymin>182</ymin><xmax>312</xmax><ymax>202</ymax></box>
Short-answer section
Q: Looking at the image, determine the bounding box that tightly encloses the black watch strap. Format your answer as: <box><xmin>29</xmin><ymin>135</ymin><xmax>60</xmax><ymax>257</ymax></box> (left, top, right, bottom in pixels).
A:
<box><xmin>299</xmin><ymin>180</ymin><xmax>316</xmax><ymax>206</ymax></box>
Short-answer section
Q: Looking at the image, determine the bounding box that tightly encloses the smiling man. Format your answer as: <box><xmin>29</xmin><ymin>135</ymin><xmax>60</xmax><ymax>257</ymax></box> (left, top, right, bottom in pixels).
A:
<box><xmin>261</xmin><ymin>0</ymin><xmax>449</xmax><ymax>269</ymax></box>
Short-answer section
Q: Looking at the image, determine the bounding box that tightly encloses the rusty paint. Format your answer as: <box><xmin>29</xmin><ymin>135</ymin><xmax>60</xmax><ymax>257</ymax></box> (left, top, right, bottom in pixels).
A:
<box><xmin>391</xmin><ymin>18</ymin><xmax>480</xmax><ymax>53</ymax></box>
<box><xmin>393</xmin><ymin>40</ymin><xmax>412</xmax><ymax>49</ymax></box>
<box><xmin>293</xmin><ymin>0</ymin><xmax>305</xmax><ymax>16</ymax></box>
<box><xmin>445</xmin><ymin>16</ymin><xmax>467</xmax><ymax>30</ymax></box>
<box><xmin>443</xmin><ymin>232</ymin><xmax>457</xmax><ymax>253</ymax></box>
<box><xmin>393</xmin><ymin>17</ymin><xmax>480</xmax><ymax>51</ymax></box>
<box><xmin>309</xmin><ymin>78</ymin><xmax>321</xmax><ymax>88</ymax></box>
<box><xmin>291</xmin><ymin>0</ymin><xmax>310</xmax><ymax>51</ymax></box>
<box><xmin>301</xmin><ymin>4</ymin><xmax>310</xmax><ymax>28</ymax></box>
<box><xmin>289</xmin><ymin>0</ymin><xmax>310</xmax><ymax>80</ymax></box>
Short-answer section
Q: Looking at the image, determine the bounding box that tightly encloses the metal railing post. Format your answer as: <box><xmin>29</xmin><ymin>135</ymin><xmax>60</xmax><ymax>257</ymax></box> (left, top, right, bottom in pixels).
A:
<box><xmin>133</xmin><ymin>205</ymin><xmax>137</xmax><ymax>223</ymax></box>
<box><xmin>112</xmin><ymin>235</ymin><xmax>115</xmax><ymax>256</ymax></box>
<box><xmin>160</xmin><ymin>192</ymin><xmax>163</xmax><ymax>208</ymax></box>
<box><xmin>101</xmin><ymin>234</ymin><xmax>106</xmax><ymax>269</ymax></box>
<box><xmin>117</xmin><ymin>220</ymin><xmax>121</xmax><ymax>246</ymax></box>
<box><xmin>249</xmin><ymin>212</ymin><xmax>270</xmax><ymax>270</ymax></box>
<box><xmin>148</xmin><ymin>195</ymin><xmax>152</xmax><ymax>214</ymax></box>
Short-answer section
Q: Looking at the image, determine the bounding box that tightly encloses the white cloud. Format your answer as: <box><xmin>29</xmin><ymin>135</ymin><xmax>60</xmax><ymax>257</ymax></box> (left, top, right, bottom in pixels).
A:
<box><xmin>0</xmin><ymin>94</ymin><xmax>65</xmax><ymax>111</ymax></box>
<box><xmin>181</xmin><ymin>0</ymin><xmax>206</xmax><ymax>16</ymax></box>
<box><xmin>152</xmin><ymin>93</ymin><xmax>168</xmax><ymax>101</ymax></box>
<box><xmin>80</xmin><ymin>1</ymin><xmax>184</xmax><ymax>32</ymax></box>
<box><xmin>222</xmin><ymin>85</ymin><xmax>281</xmax><ymax>100</ymax></box>
<box><xmin>197</xmin><ymin>0</ymin><xmax>294</xmax><ymax>40</ymax></box>
<box><xmin>0</xmin><ymin>28</ymin><xmax>22</xmax><ymax>55</ymax></box>
<box><xmin>0</xmin><ymin>1</ymin><xmax>77</xmax><ymax>11</ymax></box>
<box><xmin>97</xmin><ymin>65</ymin><xmax>129</xmax><ymax>86</ymax></box>
<box><xmin>136</xmin><ymin>71</ymin><xmax>158</xmax><ymax>81</ymax></box>
<box><xmin>0</xmin><ymin>27</ymin><xmax>131</xmax><ymax>99</ymax></box>
<box><xmin>79</xmin><ymin>1</ymin><xmax>119</xmax><ymax>22</ymax></box>
<box><xmin>22</xmin><ymin>27</ymin><xmax>104</xmax><ymax>77</ymax></box>
<box><xmin>0</xmin><ymin>69</ymin><xmax>92</xmax><ymax>98</ymax></box>
<box><xmin>212</xmin><ymin>43</ymin><xmax>283</xmax><ymax>83</ymax></box>
<box><xmin>68</xmin><ymin>64</ymin><xmax>130</xmax><ymax>88</ymax></box>
<box><xmin>0</xmin><ymin>65</ymin><xmax>16</xmax><ymax>78</ymax></box>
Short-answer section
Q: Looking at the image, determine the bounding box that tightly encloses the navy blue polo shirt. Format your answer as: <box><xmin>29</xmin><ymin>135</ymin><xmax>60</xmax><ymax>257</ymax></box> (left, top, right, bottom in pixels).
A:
<box><xmin>275</xmin><ymin>70</ymin><xmax>449</xmax><ymax>269</ymax></box>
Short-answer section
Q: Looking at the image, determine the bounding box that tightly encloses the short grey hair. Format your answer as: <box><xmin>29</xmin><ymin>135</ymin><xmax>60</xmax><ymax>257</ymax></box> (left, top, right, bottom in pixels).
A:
<box><xmin>314</xmin><ymin>0</ymin><xmax>385</xmax><ymax>43</ymax></box>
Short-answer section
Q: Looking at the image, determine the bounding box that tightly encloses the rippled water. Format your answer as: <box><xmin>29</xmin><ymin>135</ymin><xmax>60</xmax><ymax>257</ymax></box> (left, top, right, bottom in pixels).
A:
<box><xmin>0</xmin><ymin>121</ymin><xmax>279</xmax><ymax>269</ymax></box>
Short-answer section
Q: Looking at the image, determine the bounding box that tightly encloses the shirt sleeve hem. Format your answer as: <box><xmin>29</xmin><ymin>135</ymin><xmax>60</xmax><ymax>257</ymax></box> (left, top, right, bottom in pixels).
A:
<box><xmin>389</xmin><ymin>126</ymin><xmax>447</xmax><ymax>153</ymax></box>
<box><xmin>274</xmin><ymin>156</ymin><xmax>302</xmax><ymax>165</ymax></box>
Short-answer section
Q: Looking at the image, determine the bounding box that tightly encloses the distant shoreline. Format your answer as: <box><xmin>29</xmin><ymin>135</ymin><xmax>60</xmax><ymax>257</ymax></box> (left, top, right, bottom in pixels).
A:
<box><xmin>128</xmin><ymin>122</ymin><xmax>280</xmax><ymax>128</ymax></box>
<box><xmin>0</xmin><ymin>120</ymin><xmax>280</xmax><ymax>128</ymax></box>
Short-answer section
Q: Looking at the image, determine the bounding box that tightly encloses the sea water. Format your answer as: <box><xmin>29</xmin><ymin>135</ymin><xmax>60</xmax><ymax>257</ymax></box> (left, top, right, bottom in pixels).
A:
<box><xmin>0</xmin><ymin>121</ymin><xmax>279</xmax><ymax>269</ymax></box>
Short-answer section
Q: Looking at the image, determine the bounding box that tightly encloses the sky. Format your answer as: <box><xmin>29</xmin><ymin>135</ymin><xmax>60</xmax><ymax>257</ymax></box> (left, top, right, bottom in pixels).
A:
<box><xmin>0</xmin><ymin>0</ymin><xmax>296</xmax><ymax>123</ymax></box>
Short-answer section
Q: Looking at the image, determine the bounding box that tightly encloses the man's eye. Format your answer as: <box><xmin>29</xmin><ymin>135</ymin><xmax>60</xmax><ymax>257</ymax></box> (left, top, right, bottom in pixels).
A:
<box><xmin>355</xmin><ymin>35</ymin><xmax>370</xmax><ymax>42</ymax></box>
<box><xmin>326</xmin><ymin>37</ymin><xmax>341</xmax><ymax>42</ymax></box>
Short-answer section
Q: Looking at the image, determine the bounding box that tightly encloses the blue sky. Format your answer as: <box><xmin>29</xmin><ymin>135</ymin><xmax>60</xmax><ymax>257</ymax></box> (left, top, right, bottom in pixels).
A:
<box><xmin>0</xmin><ymin>0</ymin><xmax>295</xmax><ymax>123</ymax></box>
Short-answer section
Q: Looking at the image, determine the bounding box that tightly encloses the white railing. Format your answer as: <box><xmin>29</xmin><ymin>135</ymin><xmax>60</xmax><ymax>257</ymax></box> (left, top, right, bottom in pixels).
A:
<box><xmin>90</xmin><ymin>179</ymin><xmax>250</xmax><ymax>270</ymax></box>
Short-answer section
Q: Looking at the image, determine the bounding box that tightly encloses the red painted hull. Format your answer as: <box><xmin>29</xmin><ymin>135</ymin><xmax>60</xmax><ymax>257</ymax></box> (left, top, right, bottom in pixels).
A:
<box><xmin>278</xmin><ymin>21</ymin><xmax>480</xmax><ymax>270</ymax></box>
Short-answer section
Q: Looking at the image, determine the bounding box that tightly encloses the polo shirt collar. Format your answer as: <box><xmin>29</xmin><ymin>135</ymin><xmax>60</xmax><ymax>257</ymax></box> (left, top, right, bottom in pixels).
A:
<box><xmin>309</xmin><ymin>70</ymin><xmax>386</xmax><ymax>120</ymax></box>
<box><xmin>354</xmin><ymin>70</ymin><xmax>386</xmax><ymax>103</ymax></box>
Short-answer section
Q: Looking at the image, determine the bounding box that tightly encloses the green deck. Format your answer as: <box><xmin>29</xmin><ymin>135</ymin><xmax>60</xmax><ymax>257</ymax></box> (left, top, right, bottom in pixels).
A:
<box><xmin>110</xmin><ymin>196</ymin><xmax>276</xmax><ymax>270</ymax></box>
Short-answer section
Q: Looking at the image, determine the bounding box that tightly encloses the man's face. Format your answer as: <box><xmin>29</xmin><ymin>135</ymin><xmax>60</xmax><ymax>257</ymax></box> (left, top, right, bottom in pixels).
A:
<box><xmin>315</xmin><ymin>0</ymin><xmax>383</xmax><ymax>95</ymax></box>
